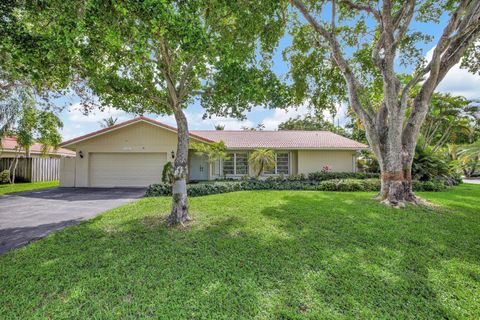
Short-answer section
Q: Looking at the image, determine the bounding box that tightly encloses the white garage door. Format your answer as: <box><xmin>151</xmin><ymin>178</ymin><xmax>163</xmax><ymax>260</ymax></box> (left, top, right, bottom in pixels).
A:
<box><xmin>89</xmin><ymin>153</ymin><xmax>167</xmax><ymax>187</ymax></box>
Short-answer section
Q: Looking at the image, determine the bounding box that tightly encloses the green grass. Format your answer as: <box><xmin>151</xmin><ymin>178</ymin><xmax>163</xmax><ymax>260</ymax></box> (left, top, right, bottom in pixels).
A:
<box><xmin>0</xmin><ymin>180</ymin><xmax>59</xmax><ymax>195</ymax></box>
<box><xmin>1</xmin><ymin>185</ymin><xmax>480</xmax><ymax>319</ymax></box>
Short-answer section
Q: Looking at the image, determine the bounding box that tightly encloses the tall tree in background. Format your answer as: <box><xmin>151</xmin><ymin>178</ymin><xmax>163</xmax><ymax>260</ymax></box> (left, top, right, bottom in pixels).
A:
<box><xmin>43</xmin><ymin>0</ymin><xmax>286</xmax><ymax>223</ymax></box>
<box><xmin>282</xmin><ymin>0</ymin><xmax>480</xmax><ymax>206</ymax></box>
<box><xmin>6</xmin><ymin>90</ymin><xmax>63</xmax><ymax>183</ymax></box>
<box><xmin>99</xmin><ymin>117</ymin><xmax>118</xmax><ymax>128</ymax></box>
<box><xmin>420</xmin><ymin>93</ymin><xmax>476</xmax><ymax>151</ymax></box>
<box><xmin>279</xmin><ymin>114</ymin><xmax>350</xmax><ymax>137</ymax></box>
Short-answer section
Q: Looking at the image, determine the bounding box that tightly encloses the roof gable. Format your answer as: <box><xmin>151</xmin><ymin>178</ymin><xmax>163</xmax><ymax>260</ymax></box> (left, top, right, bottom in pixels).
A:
<box><xmin>61</xmin><ymin>116</ymin><xmax>368</xmax><ymax>150</ymax></box>
<box><xmin>61</xmin><ymin>116</ymin><xmax>214</xmax><ymax>147</ymax></box>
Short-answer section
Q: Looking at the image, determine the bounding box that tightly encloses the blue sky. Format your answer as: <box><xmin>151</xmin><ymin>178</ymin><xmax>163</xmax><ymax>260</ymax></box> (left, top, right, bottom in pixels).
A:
<box><xmin>59</xmin><ymin>11</ymin><xmax>480</xmax><ymax>141</ymax></box>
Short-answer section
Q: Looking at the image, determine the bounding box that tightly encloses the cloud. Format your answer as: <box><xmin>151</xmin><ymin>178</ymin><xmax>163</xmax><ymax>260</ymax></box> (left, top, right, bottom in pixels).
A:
<box><xmin>262</xmin><ymin>104</ymin><xmax>310</xmax><ymax>130</ymax></box>
<box><xmin>67</xmin><ymin>104</ymin><xmax>131</xmax><ymax>124</ymax></box>
<box><xmin>156</xmin><ymin>111</ymin><xmax>255</xmax><ymax>130</ymax></box>
<box><xmin>425</xmin><ymin>47</ymin><xmax>480</xmax><ymax>100</ymax></box>
<box><xmin>60</xmin><ymin>125</ymin><xmax>89</xmax><ymax>141</ymax></box>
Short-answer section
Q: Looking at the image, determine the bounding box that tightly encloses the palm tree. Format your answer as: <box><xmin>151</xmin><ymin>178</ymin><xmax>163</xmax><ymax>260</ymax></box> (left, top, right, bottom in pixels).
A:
<box><xmin>100</xmin><ymin>116</ymin><xmax>118</xmax><ymax>128</ymax></box>
<box><xmin>458</xmin><ymin>142</ymin><xmax>480</xmax><ymax>177</ymax></box>
<box><xmin>248</xmin><ymin>149</ymin><xmax>276</xmax><ymax>177</ymax></box>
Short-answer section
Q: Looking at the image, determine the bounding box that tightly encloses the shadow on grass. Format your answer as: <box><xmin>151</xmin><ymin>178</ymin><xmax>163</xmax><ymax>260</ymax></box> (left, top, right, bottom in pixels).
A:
<box><xmin>1</xmin><ymin>189</ymin><xmax>479</xmax><ymax>319</ymax></box>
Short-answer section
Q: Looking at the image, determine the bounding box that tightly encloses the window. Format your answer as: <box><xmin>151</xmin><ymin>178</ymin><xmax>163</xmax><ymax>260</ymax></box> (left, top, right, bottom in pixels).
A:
<box><xmin>264</xmin><ymin>152</ymin><xmax>290</xmax><ymax>175</ymax></box>
<box><xmin>223</xmin><ymin>152</ymin><xmax>249</xmax><ymax>175</ymax></box>
<box><xmin>276</xmin><ymin>152</ymin><xmax>289</xmax><ymax>174</ymax></box>
<box><xmin>235</xmin><ymin>153</ymin><xmax>248</xmax><ymax>175</ymax></box>
<box><xmin>223</xmin><ymin>153</ymin><xmax>235</xmax><ymax>175</ymax></box>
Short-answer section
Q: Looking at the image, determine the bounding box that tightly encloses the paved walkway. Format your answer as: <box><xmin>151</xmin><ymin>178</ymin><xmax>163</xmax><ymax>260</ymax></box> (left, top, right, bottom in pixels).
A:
<box><xmin>463</xmin><ymin>179</ymin><xmax>480</xmax><ymax>184</ymax></box>
<box><xmin>0</xmin><ymin>187</ymin><xmax>145</xmax><ymax>254</ymax></box>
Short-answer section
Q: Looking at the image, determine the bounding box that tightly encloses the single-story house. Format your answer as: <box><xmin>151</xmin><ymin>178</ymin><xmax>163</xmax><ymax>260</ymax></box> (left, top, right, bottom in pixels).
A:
<box><xmin>1</xmin><ymin>136</ymin><xmax>76</xmax><ymax>158</ymax></box>
<box><xmin>59</xmin><ymin>116</ymin><xmax>367</xmax><ymax>187</ymax></box>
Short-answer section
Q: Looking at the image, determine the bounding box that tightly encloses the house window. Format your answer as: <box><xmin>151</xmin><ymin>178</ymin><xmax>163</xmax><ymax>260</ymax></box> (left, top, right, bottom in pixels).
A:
<box><xmin>223</xmin><ymin>152</ymin><xmax>249</xmax><ymax>175</ymax></box>
<box><xmin>276</xmin><ymin>152</ymin><xmax>289</xmax><ymax>174</ymax></box>
<box><xmin>223</xmin><ymin>153</ymin><xmax>235</xmax><ymax>175</ymax></box>
<box><xmin>235</xmin><ymin>153</ymin><xmax>248</xmax><ymax>175</ymax></box>
<box><xmin>264</xmin><ymin>152</ymin><xmax>290</xmax><ymax>175</ymax></box>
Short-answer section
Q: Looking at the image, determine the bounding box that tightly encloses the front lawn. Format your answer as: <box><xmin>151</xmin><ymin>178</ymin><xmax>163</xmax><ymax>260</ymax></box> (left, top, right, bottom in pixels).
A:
<box><xmin>1</xmin><ymin>185</ymin><xmax>479</xmax><ymax>319</ymax></box>
<box><xmin>0</xmin><ymin>180</ymin><xmax>59</xmax><ymax>195</ymax></box>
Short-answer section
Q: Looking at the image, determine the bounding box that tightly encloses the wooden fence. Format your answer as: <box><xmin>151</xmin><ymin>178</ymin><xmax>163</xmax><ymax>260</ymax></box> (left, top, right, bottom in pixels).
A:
<box><xmin>0</xmin><ymin>158</ymin><xmax>60</xmax><ymax>182</ymax></box>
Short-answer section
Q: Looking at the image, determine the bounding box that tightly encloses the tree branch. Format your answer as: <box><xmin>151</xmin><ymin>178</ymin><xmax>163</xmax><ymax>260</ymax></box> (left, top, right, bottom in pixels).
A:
<box><xmin>177</xmin><ymin>57</ymin><xmax>197</xmax><ymax>101</ymax></box>
<box><xmin>158</xmin><ymin>37</ymin><xmax>179</xmax><ymax>107</ymax></box>
<box><xmin>338</xmin><ymin>0</ymin><xmax>380</xmax><ymax>20</ymax></box>
<box><xmin>392</xmin><ymin>0</ymin><xmax>416</xmax><ymax>47</ymax></box>
<box><xmin>402</xmin><ymin>1</ymin><xmax>480</xmax><ymax>150</ymax></box>
<box><xmin>289</xmin><ymin>0</ymin><xmax>375</xmax><ymax>131</ymax></box>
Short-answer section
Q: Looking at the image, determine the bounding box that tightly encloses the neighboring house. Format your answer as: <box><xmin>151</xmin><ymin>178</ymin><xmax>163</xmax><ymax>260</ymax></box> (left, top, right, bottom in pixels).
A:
<box><xmin>0</xmin><ymin>136</ymin><xmax>76</xmax><ymax>158</ymax></box>
<box><xmin>60</xmin><ymin>116</ymin><xmax>367</xmax><ymax>187</ymax></box>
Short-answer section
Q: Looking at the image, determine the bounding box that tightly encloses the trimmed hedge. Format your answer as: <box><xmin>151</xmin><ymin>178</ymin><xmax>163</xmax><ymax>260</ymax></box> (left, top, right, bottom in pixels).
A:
<box><xmin>307</xmin><ymin>172</ymin><xmax>379</xmax><ymax>181</ymax></box>
<box><xmin>145</xmin><ymin>178</ymin><xmax>448</xmax><ymax>197</ymax></box>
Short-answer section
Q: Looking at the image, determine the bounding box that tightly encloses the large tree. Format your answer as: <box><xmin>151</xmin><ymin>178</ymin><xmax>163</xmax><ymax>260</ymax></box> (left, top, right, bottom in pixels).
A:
<box><xmin>279</xmin><ymin>114</ymin><xmax>350</xmax><ymax>137</ymax></box>
<box><xmin>49</xmin><ymin>0</ymin><xmax>286</xmax><ymax>223</ymax></box>
<box><xmin>281</xmin><ymin>0</ymin><xmax>480</xmax><ymax>206</ymax></box>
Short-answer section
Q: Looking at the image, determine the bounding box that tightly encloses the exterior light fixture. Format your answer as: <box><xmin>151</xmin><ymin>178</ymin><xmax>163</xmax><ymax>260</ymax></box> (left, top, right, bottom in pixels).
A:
<box><xmin>79</xmin><ymin>151</ymin><xmax>84</xmax><ymax>159</ymax></box>
<box><xmin>171</xmin><ymin>151</ymin><xmax>175</xmax><ymax>159</ymax></box>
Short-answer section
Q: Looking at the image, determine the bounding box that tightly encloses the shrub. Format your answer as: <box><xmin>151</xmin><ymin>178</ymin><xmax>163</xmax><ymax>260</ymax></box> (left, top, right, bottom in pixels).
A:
<box><xmin>308</xmin><ymin>171</ymin><xmax>379</xmax><ymax>181</ymax></box>
<box><xmin>145</xmin><ymin>183</ymin><xmax>171</xmax><ymax>197</ymax></box>
<box><xmin>161</xmin><ymin>162</ymin><xmax>174</xmax><ymax>184</ymax></box>
<box><xmin>145</xmin><ymin>178</ymin><xmax>445</xmax><ymax>197</ymax></box>
<box><xmin>0</xmin><ymin>170</ymin><xmax>10</xmax><ymax>184</ymax></box>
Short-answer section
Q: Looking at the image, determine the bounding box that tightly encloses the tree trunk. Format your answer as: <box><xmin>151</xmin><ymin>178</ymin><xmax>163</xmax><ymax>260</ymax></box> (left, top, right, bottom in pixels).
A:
<box><xmin>7</xmin><ymin>148</ymin><xmax>21</xmax><ymax>184</ymax></box>
<box><xmin>11</xmin><ymin>151</ymin><xmax>20</xmax><ymax>184</ymax></box>
<box><xmin>377</xmin><ymin>163</ymin><xmax>417</xmax><ymax>207</ymax></box>
<box><xmin>167</xmin><ymin>108</ymin><xmax>191</xmax><ymax>225</ymax></box>
<box><xmin>367</xmin><ymin>105</ymin><xmax>422</xmax><ymax>207</ymax></box>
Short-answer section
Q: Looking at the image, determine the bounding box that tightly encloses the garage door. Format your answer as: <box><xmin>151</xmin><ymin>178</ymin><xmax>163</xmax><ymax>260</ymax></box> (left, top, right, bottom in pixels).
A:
<box><xmin>89</xmin><ymin>153</ymin><xmax>167</xmax><ymax>187</ymax></box>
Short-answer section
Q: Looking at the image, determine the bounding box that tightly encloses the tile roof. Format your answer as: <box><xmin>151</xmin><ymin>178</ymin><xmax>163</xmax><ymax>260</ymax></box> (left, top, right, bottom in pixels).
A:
<box><xmin>60</xmin><ymin>116</ymin><xmax>367</xmax><ymax>150</ymax></box>
<box><xmin>61</xmin><ymin>116</ymin><xmax>214</xmax><ymax>147</ymax></box>
<box><xmin>1</xmin><ymin>136</ymin><xmax>76</xmax><ymax>156</ymax></box>
<box><xmin>191</xmin><ymin>130</ymin><xmax>367</xmax><ymax>150</ymax></box>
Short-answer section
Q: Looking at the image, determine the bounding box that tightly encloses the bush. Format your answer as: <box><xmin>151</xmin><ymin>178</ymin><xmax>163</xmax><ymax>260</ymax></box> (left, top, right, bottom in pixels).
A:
<box><xmin>0</xmin><ymin>170</ymin><xmax>10</xmax><ymax>184</ymax></box>
<box><xmin>308</xmin><ymin>171</ymin><xmax>379</xmax><ymax>181</ymax></box>
<box><xmin>145</xmin><ymin>178</ymin><xmax>445</xmax><ymax>197</ymax></box>
<box><xmin>161</xmin><ymin>162</ymin><xmax>174</xmax><ymax>184</ymax></box>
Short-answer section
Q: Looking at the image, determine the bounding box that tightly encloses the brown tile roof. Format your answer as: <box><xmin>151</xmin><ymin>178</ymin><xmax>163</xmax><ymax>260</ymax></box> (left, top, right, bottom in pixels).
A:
<box><xmin>191</xmin><ymin>130</ymin><xmax>368</xmax><ymax>150</ymax></box>
<box><xmin>61</xmin><ymin>116</ymin><xmax>367</xmax><ymax>150</ymax></box>
<box><xmin>1</xmin><ymin>136</ymin><xmax>76</xmax><ymax>156</ymax></box>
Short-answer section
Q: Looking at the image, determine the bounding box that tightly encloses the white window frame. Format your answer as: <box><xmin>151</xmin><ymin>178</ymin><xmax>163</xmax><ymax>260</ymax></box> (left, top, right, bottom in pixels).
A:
<box><xmin>223</xmin><ymin>152</ymin><xmax>249</xmax><ymax>176</ymax></box>
<box><xmin>263</xmin><ymin>151</ymin><xmax>290</xmax><ymax>176</ymax></box>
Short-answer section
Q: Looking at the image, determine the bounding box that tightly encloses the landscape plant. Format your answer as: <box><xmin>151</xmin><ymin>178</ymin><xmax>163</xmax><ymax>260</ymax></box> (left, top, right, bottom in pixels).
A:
<box><xmin>276</xmin><ymin>0</ymin><xmax>480</xmax><ymax>206</ymax></box>
<box><xmin>33</xmin><ymin>0</ymin><xmax>287</xmax><ymax>224</ymax></box>
<box><xmin>248</xmin><ymin>149</ymin><xmax>276</xmax><ymax>176</ymax></box>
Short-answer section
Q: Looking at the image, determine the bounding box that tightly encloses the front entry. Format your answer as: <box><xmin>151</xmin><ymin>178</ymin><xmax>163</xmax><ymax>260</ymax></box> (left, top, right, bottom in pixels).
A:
<box><xmin>189</xmin><ymin>154</ymin><xmax>209</xmax><ymax>181</ymax></box>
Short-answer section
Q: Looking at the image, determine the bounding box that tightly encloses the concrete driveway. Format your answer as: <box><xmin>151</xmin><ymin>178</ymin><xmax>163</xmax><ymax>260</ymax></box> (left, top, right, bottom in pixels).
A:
<box><xmin>463</xmin><ymin>178</ymin><xmax>480</xmax><ymax>184</ymax></box>
<box><xmin>0</xmin><ymin>187</ymin><xmax>146</xmax><ymax>254</ymax></box>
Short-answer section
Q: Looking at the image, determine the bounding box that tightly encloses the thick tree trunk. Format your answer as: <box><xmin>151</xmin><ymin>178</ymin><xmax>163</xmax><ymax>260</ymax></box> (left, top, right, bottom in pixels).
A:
<box><xmin>373</xmin><ymin>138</ymin><xmax>421</xmax><ymax>207</ymax></box>
<box><xmin>366</xmin><ymin>102</ymin><xmax>423</xmax><ymax>207</ymax></box>
<box><xmin>377</xmin><ymin>166</ymin><xmax>417</xmax><ymax>207</ymax></box>
<box><xmin>167</xmin><ymin>108</ymin><xmax>191</xmax><ymax>225</ymax></box>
